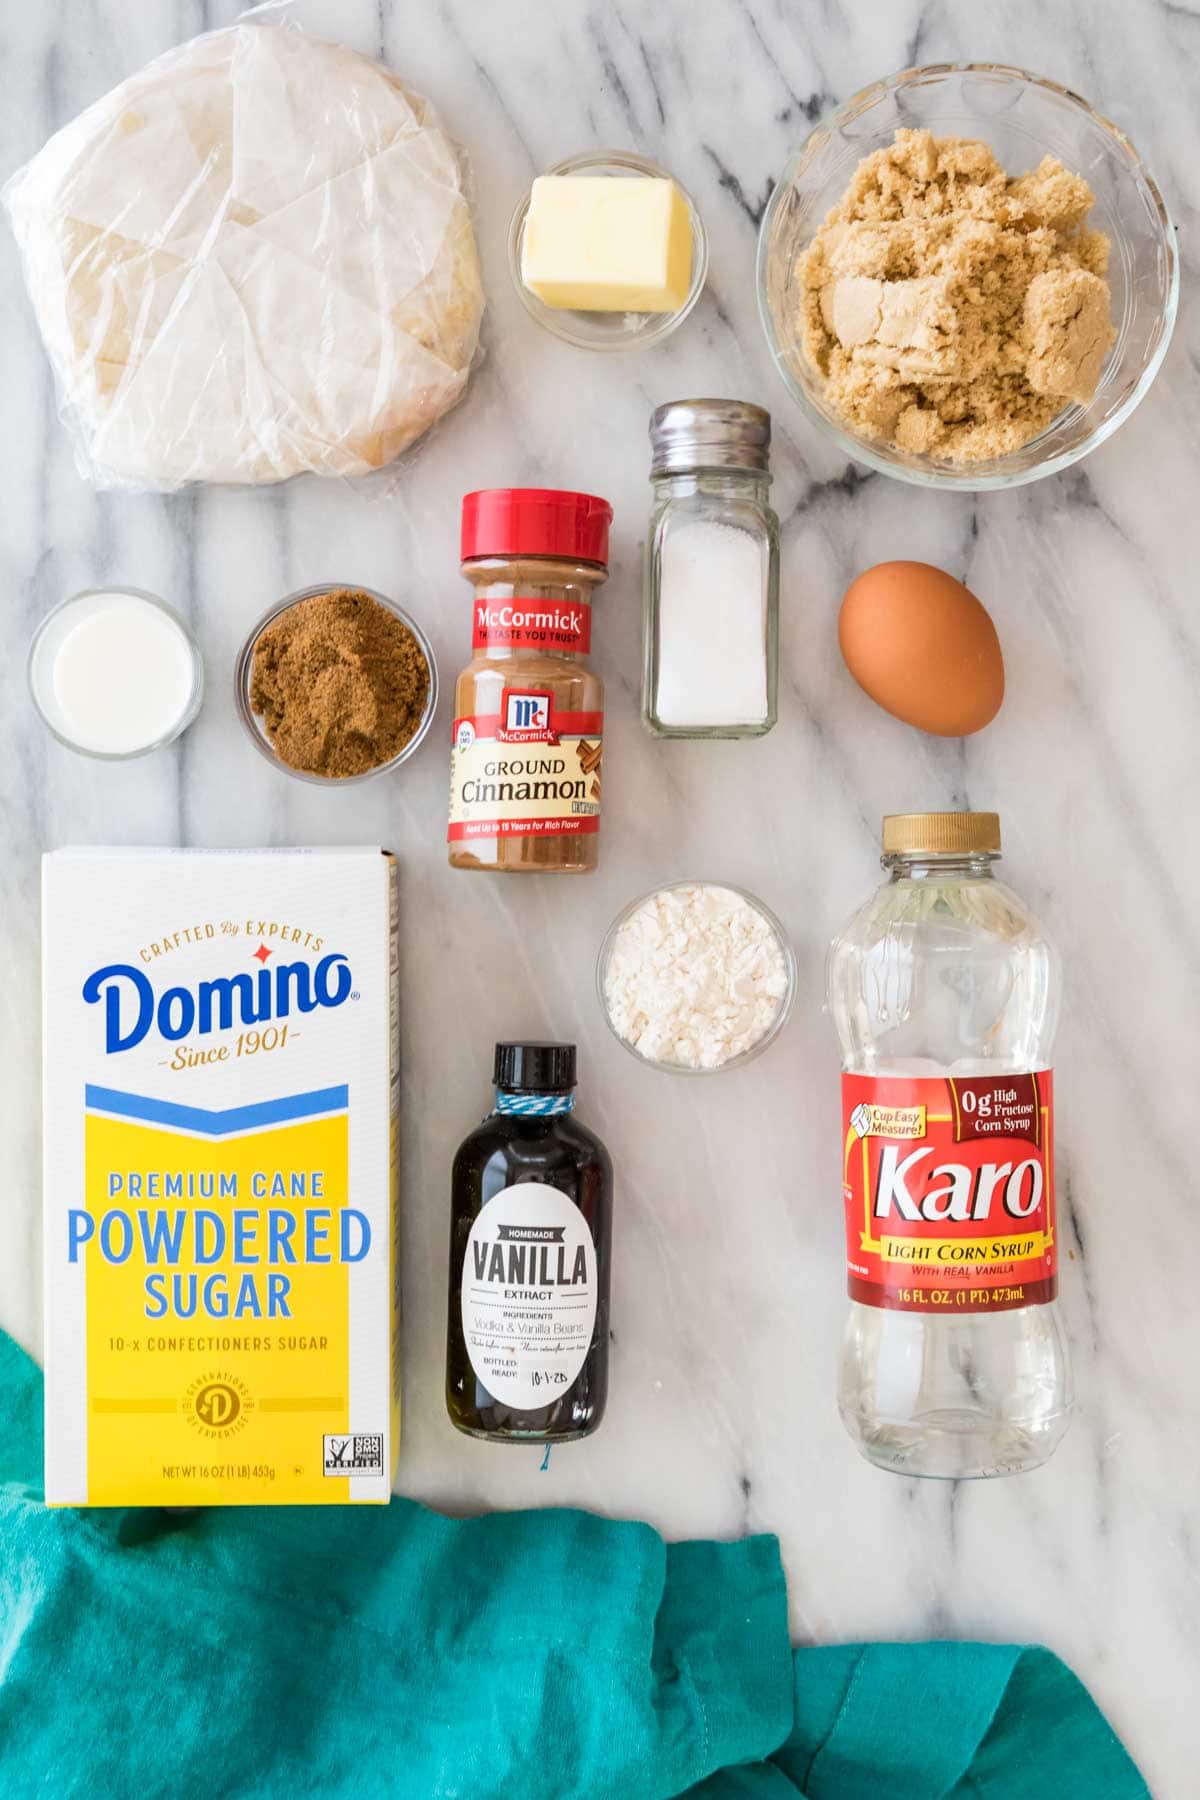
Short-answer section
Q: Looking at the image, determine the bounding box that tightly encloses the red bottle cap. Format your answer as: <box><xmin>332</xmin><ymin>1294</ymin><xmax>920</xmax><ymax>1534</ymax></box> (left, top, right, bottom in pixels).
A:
<box><xmin>461</xmin><ymin>489</ymin><xmax>612</xmax><ymax>568</ymax></box>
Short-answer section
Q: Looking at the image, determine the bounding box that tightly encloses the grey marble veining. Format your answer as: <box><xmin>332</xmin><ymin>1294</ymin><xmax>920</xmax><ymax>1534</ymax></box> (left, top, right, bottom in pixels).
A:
<box><xmin>1</xmin><ymin>1</ymin><xmax>1197</xmax><ymax>1792</ymax></box>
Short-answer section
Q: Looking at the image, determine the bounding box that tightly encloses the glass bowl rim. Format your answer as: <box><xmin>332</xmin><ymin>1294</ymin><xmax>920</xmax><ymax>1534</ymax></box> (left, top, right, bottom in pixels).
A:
<box><xmin>28</xmin><ymin>584</ymin><xmax>204</xmax><ymax>760</ymax></box>
<box><xmin>595</xmin><ymin>877</ymin><xmax>797</xmax><ymax>1075</ymax></box>
<box><xmin>234</xmin><ymin>582</ymin><xmax>440</xmax><ymax>786</ymax></box>
<box><xmin>755</xmin><ymin>61</ymin><xmax>1180</xmax><ymax>492</ymax></box>
<box><xmin>508</xmin><ymin>147</ymin><xmax>710</xmax><ymax>352</ymax></box>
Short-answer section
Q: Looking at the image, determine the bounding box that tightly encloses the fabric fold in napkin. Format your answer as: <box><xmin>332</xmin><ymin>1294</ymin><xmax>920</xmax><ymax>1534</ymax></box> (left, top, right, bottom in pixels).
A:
<box><xmin>688</xmin><ymin>1642</ymin><xmax>1148</xmax><ymax>1799</ymax></box>
<box><xmin>0</xmin><ymin>1330</ymin><xmax>1147</xmax><ymax>1799</ymax></box>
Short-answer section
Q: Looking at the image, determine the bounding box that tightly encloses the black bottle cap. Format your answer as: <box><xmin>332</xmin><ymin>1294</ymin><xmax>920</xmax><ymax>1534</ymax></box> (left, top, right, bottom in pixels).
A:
<box><xmin>493</xmin><ymin>1042</ymin><xmax>577</xmax><ymax>1094</ymax></box>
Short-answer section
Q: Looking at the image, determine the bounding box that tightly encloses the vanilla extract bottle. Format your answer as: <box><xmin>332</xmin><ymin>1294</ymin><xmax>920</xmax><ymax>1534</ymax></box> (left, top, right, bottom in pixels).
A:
<box><xmin>446</xmin><ymin>1043</ymin><xmax>612</xmax><ymax>1443</ymax></box>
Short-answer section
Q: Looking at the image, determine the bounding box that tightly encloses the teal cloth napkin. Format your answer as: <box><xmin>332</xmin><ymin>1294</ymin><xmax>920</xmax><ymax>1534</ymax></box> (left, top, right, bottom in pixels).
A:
<box><xmin>0</xmin><ymin>1331</ymin><xmax>1145</xmax><ymax>1799</ymax></box>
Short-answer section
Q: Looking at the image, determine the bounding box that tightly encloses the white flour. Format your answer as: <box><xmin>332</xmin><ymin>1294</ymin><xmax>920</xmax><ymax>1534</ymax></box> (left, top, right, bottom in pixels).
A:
<box><xmin>603</xmin><ymin>883</ymin><xmax>790</xmax><ymax>1070</ymax></box>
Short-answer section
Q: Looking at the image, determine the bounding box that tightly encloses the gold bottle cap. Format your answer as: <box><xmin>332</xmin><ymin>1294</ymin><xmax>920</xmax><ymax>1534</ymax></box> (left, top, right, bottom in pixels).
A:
<box><xmin>882</xmin><ymin>812</ymin><xmax>1001</xmax><ymax>856</ymax></box>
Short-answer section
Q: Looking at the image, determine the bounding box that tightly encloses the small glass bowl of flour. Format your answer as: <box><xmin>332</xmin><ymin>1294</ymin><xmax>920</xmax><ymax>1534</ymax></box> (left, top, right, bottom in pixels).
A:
<box><xmin>29</xmin><ymin>588</ymin><xmax>202</xmax><ymax>758</ymax></box>
<box><xmin>597</xmin><ymin>881</ymin><xmax>796</xmax><ymax>1073</ymax></box>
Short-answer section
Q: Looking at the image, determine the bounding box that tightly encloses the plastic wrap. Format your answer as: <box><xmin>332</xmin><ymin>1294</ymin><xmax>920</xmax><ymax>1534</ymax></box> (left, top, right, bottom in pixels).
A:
<box><xmin>2</xmin><ymin>23</ymin><xmax>485</xmax><ymax>489</ymax></box>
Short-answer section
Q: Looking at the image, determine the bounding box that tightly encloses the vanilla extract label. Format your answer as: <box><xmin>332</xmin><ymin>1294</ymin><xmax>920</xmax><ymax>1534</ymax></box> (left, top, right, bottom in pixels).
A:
<box><xmin>474</xmin><ymin>1222</ymin><xmax>590</xmax><ymax>1290</ymax></box>
<box><xmin>841</xmin><ymin>1070</ymin><xmax>1057</xmax><ymax>1314</ymax></box>
<box><xmin>460</xmin><ymin>1182</ymin><xmax>597</xmax><ymax>1411</ymax></box>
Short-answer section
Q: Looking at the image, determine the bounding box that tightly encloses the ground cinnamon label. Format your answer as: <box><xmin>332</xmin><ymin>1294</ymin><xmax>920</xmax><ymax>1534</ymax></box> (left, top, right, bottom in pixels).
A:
<box><xmin>250</xmin><ymin>587</ymin><xmax>430</xmax><ymax>778</ymax></box>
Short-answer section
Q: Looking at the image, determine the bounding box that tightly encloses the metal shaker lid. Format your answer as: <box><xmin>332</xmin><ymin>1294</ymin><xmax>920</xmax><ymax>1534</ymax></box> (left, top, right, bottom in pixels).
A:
<box><xmin>649</xmin><ymin>398</ymin><xmax>772</xmax><ymax>474</ymax></box>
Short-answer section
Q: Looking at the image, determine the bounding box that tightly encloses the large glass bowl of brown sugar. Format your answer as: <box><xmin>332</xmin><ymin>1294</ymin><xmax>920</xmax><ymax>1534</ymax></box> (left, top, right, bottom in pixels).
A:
<box><xmin>236</xmin><ymin>583</ymin><xmax>439</xmax><ymax>784</ymax></box>
<box><xmin>757</xmin><ymin>64</ymin><xmax>1178</xmax><ymax>490</ymax></box>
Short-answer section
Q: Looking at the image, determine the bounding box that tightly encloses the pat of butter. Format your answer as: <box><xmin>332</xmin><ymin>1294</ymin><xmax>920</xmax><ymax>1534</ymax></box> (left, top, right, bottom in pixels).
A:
<box><xmin>522</xmin><ymin>175</ymin><xmax>692</xmax><ymax>314</ymax></box>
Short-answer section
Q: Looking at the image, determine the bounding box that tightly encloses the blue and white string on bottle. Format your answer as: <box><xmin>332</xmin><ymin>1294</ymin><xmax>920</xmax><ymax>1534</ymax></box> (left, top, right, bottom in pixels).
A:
<box><xmin>494</xmin><ymin>1088</ymin><xmax>575</xmax><ymax>1117</ymax></box>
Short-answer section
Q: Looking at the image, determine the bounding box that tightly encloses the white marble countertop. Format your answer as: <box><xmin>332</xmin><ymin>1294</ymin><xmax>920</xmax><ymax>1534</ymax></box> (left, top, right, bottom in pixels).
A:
<box><xmin>2</xmin><ymin>2</ymin><xmax>1197</xmax><ymax>1793</ymax></box>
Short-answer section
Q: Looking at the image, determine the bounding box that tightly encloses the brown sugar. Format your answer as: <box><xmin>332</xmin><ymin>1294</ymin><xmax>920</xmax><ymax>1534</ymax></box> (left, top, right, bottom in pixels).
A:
<box><xmin>798</xmin><ymin>129</ymin><xmax>1115</xmax><ymax>462</ymax></box>
<box><xmin>250</xmin><ymin>587</ymin><xmax>430</xmax><ymax>778</ymax></box>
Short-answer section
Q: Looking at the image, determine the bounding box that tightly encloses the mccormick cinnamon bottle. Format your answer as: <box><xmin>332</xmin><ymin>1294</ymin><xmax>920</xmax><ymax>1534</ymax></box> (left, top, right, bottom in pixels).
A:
<box><xmin>448</xmin><ymin>488</ymin><xmax>611</xmax><ymax>872</ymax></box>
<box><xmin>446</xmin><ymin>1043</ymin><xmax>612</xmax><ymax>1444</ymax></box>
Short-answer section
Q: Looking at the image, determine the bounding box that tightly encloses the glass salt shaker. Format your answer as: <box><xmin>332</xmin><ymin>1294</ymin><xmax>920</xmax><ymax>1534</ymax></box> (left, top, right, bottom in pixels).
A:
<box><xmin>643</xmin><ymin>398</ymin><xmax>779</xmax><ymax>739</ymax></box>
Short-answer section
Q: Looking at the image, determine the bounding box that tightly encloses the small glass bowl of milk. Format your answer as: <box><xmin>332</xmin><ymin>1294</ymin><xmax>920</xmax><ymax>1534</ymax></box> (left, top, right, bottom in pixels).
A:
<box><xmin>29</xmin><ymin>587</ymin><xmax>203</xmax><ymax>758</ymax></box>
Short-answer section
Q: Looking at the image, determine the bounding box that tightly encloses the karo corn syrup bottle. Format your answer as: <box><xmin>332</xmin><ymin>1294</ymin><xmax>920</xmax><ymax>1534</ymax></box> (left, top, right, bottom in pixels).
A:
<box><xmin>827</xmin><ymin>812</ymin><xmax>1071</xmax><ymax>1478</ymax></box>
<box><xmin>446</xmin><ymin>1043</ymin><xmax>612</xmax><ymax>1442</ymax></box>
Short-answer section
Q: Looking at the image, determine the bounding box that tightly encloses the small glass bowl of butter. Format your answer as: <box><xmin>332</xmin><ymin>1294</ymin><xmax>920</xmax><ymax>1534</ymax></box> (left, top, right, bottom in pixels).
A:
<box><xmin>509</xmin><ymin>149</ymin><xmax>708</xmax><ymax>350</ymax></box>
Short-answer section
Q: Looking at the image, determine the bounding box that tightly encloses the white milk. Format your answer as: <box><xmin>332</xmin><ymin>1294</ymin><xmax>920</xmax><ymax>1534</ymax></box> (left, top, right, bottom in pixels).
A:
<box><xmin>31</xmin><ymin>589</ymin><xmax>200</xmax><ymax>755</ymax></box>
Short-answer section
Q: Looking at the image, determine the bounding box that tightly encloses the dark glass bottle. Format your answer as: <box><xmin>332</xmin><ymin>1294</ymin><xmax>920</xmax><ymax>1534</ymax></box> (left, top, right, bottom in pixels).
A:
<box><xmin>446</xmin><ymin>1043</ymin><xmax>612</xmax><ymax>1443</ymax></box>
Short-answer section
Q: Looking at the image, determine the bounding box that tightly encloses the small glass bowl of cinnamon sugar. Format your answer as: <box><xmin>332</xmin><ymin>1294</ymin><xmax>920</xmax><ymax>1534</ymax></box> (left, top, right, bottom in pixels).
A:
<box><xmin>235</xmin><ymin>583</ymin><xmax>439</xmax><ymax>785</ymax></box>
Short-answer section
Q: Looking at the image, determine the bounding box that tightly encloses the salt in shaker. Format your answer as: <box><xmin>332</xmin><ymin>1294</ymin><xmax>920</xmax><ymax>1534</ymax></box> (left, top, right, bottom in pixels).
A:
<box><xmin>642</xmin><ymin>398</ymin><xmax>779</xmax><ymax>738</ymax></box>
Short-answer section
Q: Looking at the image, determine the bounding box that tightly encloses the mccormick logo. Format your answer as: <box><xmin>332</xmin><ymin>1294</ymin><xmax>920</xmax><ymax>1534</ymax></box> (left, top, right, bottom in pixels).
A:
<box><xmin>475</xmin><ymin>602</ymin><xmax>585</xmax><ymax>638</ymax></box>
<box><xmin>82</xmin><ymin>949</ymin><xmax>353</xmax><ymax>1054</ymax></box>
<box><xmin>497</xmin><ymin>691</ymin><xmax>558</xmax><ymax>744</ymax></box>
<box><xmin>471</xmin><ymin>599</ymin><xmax>591</xmax><ymax>654</ymax></box>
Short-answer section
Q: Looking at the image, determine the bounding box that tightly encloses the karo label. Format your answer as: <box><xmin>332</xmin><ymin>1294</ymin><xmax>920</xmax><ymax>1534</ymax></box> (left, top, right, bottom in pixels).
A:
<box><xmin>842</xmin><ymin>1071</ymin><xmax>1057</xmax><ymax>1314</ymax></box>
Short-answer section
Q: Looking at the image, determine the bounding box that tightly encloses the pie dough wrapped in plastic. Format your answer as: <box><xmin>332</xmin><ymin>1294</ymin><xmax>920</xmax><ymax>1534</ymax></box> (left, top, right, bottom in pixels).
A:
<box><xmin>2</xmin><ymin>24</ymin><xmax>484</xmax><ymax>489</ymax></box>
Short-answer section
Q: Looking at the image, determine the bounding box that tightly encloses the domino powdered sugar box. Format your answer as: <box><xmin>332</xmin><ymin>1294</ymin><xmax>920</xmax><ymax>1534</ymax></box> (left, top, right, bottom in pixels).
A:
<box><xmin>42</xmin><ymin>847</ymin><xmax>400</xmax><ymax>1505</ymax></box>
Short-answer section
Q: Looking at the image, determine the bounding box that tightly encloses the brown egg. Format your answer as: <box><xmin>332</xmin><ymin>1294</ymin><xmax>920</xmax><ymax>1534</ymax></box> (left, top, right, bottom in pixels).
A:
<box><xmin>838</xmin><ymin>561</ymin><xmax>1004</xmax><ymax>737</ymax></box>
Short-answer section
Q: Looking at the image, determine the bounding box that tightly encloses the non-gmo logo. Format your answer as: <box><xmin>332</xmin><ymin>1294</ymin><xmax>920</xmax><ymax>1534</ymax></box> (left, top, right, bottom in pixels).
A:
<box><xmin>323</xmin><ymin>1432</ymin><xmax>385</xmax><ymax>1477</ymax></box>
<box><xmin>505</xmin><ymin>693</ymin><xmax>550</xmax><ymax>733</ymax></box>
